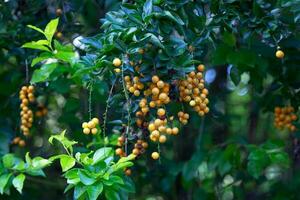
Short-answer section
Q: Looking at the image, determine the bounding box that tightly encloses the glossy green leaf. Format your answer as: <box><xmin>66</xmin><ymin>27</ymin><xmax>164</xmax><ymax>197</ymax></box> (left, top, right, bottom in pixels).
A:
<box><xmin>60</xmin><ymin>155</ymin><xmax>76</xmax><ymax>172</ymax></box>
<box><xmin>12</xmin><ymin>174</ymin><xmax>25</xmax><ymax>194</ymax></box>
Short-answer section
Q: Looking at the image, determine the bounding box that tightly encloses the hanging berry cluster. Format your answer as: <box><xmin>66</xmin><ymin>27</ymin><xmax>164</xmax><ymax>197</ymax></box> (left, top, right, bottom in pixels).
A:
<box><xmin>274</xmin><ymin>106</ymin><xmax>297</xmax><ymax>132</ymax></box>
<box><xmin>82</xmin><ymin>117</ymin><xmax>100</xmax><ymax>135</ymax></box>
<box><xmin>19</xmin><ymin>85</ymin><xmax>35</xmax><ymax>136</ymax></box>
<box><xmin>124</xmin><ymin>76</ymin><xmax>144</xmax><ymax>97</ymax></box>
<box><xmin>178</xmin><ymin>64</ymin><xmax>209</xmax><ymax>116</ymax></box>
<box><xmin>178</xmin><ymin>111</ymin><xmax>189</xmax><ymax>125</ymax></box>
<box><xmin>144</xmin><ymin>76</ymin><xmax>170</xmax><ymax>107</ymax></box>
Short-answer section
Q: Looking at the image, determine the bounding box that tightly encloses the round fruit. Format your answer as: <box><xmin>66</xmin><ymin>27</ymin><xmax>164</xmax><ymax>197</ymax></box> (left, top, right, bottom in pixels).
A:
<box><xmin>151</xmin><ymin>152</ymin><xmax>160</xmax><ymax>160</ymax></box>
<box><xmin>114</xmin><ymin>68</ymin><xmax>121</xmax><ymax>73</ymax></box>
<box><xmin>92</xmin><ymin>118</ymin><xmax>99</xmax><ymax>125</ymax></box>
<box><xmin>113</xmin><ymin>58</ymin><xmax>122</xmax><ymax>67</ymax></box>
<box><xmin>91</xmin><ymin>128</ymin><xmax>98</xmax><ymax>135</ymax></box>
<box><xmin>83</xmin><ymin>128</ymin><xmax>90</xmax><ymax>135</ymax></box>
<box><xmin>152</xmin><ymin>75</ymin><xmax>160</xmax><ymax>83</ymax></box>
<box><xmin>125</xmin><ymin>169</ymin><xmax>132</xmax><ymax>176</ymax></box>
<box><xmin>157</xmin><ymin>108</ymin><xmax>166</xmax><ymax>116</ymax></box>
<box><xmin>276</xmin><ymin>50</ymin><xmax>284</xmax><ymax>59</ymax></box>
<box><xmin>197</xmin><ymin>64</ymin><xmax>205</xmax><ymax>72</ymax></box>
<box><xmin>82</xmin><ymin>122</ymin><xmax>89</xmax><ymax>129</ymax></box>
<box><xmin>159</xmin><ymin>135</ymin><xmax>167</xmax><ymax>143</ymax></box>
<box><xmin>88</xmin><ymin>121</ymin><xmax>96</xmax><ymax>129</ymax></box>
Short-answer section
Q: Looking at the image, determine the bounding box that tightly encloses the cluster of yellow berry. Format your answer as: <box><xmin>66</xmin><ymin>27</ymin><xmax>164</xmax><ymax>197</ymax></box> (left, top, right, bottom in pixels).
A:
<box><xmin>178</xmin><ymin>64</ymin><xmax>209</xmax><ymax>116</ymax></box>
<box><xmin>12</xmin><ymin>137</ymin><xmax>26</xmax><ymax>147</ymax></box>
<box><xmin>148</xmin><ymin>109</ymin><xmax>179</xmax><ymax>143</ymax></box>
<box><xmin>132</xmin><ymin>139</ymin><xmax>148</xmax><ymax>156</ymax></box>
<box><xmin>178</xmin><ymin>111</ymin><xmax>189</xmax><ymax>125</ymax></box>
<box><xmin>81</xmin><ymin>118</ymin><xmax>100</xmax><ymax>135</ymax></box>
<box><xmin>124</xmin><ymin>76</ymin><xmax>144</xmax><ymax>97</ymax></box>
<box><xmin>113</xmin><ymin>58</ymin><xmax>122</xmax><ymax>73</ymax></box>
<box><xmin>274</xmin><ymin>106</ymin><xmax>297</xmax><ymax>132</ymax></box>
<box><xmin>19</xmin><ymin>85</ymin><xmax>35</xmax><ymax>136</ymax></box>
<box><xmin>35</xmin><ymin>105</ymin><xmax>48</xmax><ymax>118</ymax></box>
<box><xmin>144</xmin><ymin>75</ymin><xmax>170</xmax><ymax>108</ymax></box>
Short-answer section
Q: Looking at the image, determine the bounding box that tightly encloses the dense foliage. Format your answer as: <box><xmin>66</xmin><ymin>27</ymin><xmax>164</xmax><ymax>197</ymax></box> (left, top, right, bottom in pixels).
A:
<box><xmin>1</xmin><ymin>0</ymin><xmax>300</xmax><ymax>199</ymax></box>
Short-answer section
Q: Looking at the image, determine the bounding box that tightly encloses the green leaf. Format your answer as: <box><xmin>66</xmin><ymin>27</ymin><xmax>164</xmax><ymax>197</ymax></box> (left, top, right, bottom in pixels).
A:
<box><xmin>109</xmin><ymin>175</ymin><xmax>124</xmax><ymax>185</ymax></box>
<box><xmin>74</xmin><ymin>184</ymin><xmax>86</xmax><ymax>199</ymax></box>
<box><xmin>49</xmin><ymin>130</ymin><xmax>78</xmax><ymax>153</ymax></box>
<box><xmin>2</xmin><ymin>154</ymin><xmax>15</xmax><ymax>168</ymax></box>
<box><xmin>78</xmin><ymin>170</ymin><xmax>96</xmax><ymax>186</ymax></box>
<box><xmin>117</xmin><ymin>154</ymin><xmax>136</xmax><ymax>164</ymax></box>
<box><xmin>87</xmin><ymin>183</ymin><xmax>103</xmax><ymax>200</ymax></box>
<box><xmin>22</xmin><ymin>41</ymin><xmax>51</xmax><ymax>52</ymax></box>
<box><xmin>12</xmin><ymin>174</ymin><xmax>25</xmax><ymax>194</ymax></box>
<box><xmin>31</xmin><ymin>52</ymin><xmax>52</xmax><ymax>67</ymax></box>
<box><xmin>27</xmin><ymin>25</ymin><xmax>44</xmax><ymax>35</ymax></box>
<box><xmin>0</xmin><ymin>173</ymin><xmax>12</xmax><ymax>194</ymax></box>
<box><xmin>163</xmin><ymin>11</ymin><xmax>185</xmax><ymax>25</ymax></box>
<box><xmin>44</xmin><ymin>18</ymin><xmax>59</xmax><ymax>43</ymax></box>
<box><xmin>31</xmin><ymin>157</ymin><xmax>51</xmax><ymax>169</ymax></box>
<box><xmin>92</xmin><ymin>147</ymin><xmax>113</xmax><ymax>165</ymax></box>
<box><xmin>143</xmin><ymin>33</ymin><xmax>164</xmax><ymax>48</ymax></box>
<box><xmin>105</xmin><ymin>188</ymin><xmax>120</xmax><ymax>200</ymax></box>
<box><xmin>31</xmin><ymin>62</ymin><xmax>57</xmax><ymax>83</ymax></box>
<box><xmin>143</xmin><ymin>0</ymin><xmax>153</xmax><ymax>20</ymax></box>
<box><xmin>60</xmin><ymin>155</ymin><xmax>76</xmax><ymax>172</ymax></box>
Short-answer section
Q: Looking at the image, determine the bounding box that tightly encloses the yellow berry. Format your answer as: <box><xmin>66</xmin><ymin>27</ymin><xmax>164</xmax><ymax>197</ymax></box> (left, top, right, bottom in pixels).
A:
<box><xmin>157</xmin><ymin>108</ymin><xmax>166</xmax><ymax>116</ymax></box>
<box><xmin>91</xmin><ymin>128</ymin><xmax>98</xmax><ymax>135</ymax></box>
<box><xmin>134</xmin><ymin>90</ymin><xmax>140</xmax><ymax>96</ymax></box>
<box><xmin>159</xmin><ymin>93</ymin><xmax>168</xmax><ymax>101</ymax></box>
<box><xmin>152</xmin><ymin>87</ymin><xmax>160</xmax><ymax>96</ymax></box>
<box><xmin>83</xmin><ymin>128</ymin><xmax>90</xmax><ymax>134</ymax></box>
<box><xmin>157</xmin><ymin>81</ymin><xmax>164</xmax><ymax>88</ymax></box>
<box><xmin>148</xmin><ymin>123</ymin><xmax>156</xmax><ymax>132</ymax></box>
<box><xmin>82</xmin><ymin>122</ymin><xmax>89</xmax><ymax>129</ymax></box>
<box><xmin>92</xmin><ymin>118</ymin><xmax>99</xmax><ymax>125</ymax></box>
<box><xmin>88</xmin><ymin>121</ymin><xmax>96</xmax><ymax>129</ymax></box>
<box><xmin>151</xmin><ymin>152</ymin><xmax>160</xmax><ymax>160</ymax></box>
<box><xmin>159</xmin><ymin>135</ymin><xmax>167</xmax><ymax>143</ymax></box>
<box><xmin>114</xmin><ymin>68</ymin><xmax>121</xmax><ymax>73</ymax></box>
<box><xmin>172</xmin><ymin>127</ymin><xmax>179</xmax><ymax>135</ymax></box>
<box><xmin>276</xmin><ymin>50</ymin><xmax>284</xmax><ymax>59</ymax></box>
<box><xmin>113</xmin><ymin>58</ymin><xmax>122</xmax><ymax>67</ymax></box>
<box><xmin>152</xmin><ymin>75</ymin><xmax>160</xmax><ymax>83</ymax></box>
<box><xmin>189</xmin><ymin>100</ymin><xmax>196</xmax><ymax>106</ymax></box>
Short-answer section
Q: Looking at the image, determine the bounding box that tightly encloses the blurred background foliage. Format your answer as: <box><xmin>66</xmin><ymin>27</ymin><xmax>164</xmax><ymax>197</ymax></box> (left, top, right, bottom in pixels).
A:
<box><xmin>0</xmin><ymin>0</ymin><xmax>300</xmax><ymax>200</ymax></box>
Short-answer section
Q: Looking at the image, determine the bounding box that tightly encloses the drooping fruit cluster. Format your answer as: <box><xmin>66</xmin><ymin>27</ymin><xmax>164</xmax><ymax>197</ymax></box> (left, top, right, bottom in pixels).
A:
<box><xmin>19</xmin><ymin>85</ymin><xmax>35</xmax><ymax>136</ymax></box>
<box><xmin>81</xmin><ymin>118</ymin><xmax>100</xmax><ymax>135</ymax></box>
<box><xmin>144</xmin><ymin>75</ymin><xmax>170</xmax><ymax>108</ymax></box>
<box><xmin>148</xmin><ymin>108</ymin><xmax>179</xmax><ymax>144</ymax></box>
<box><xmin>178</xmin><ymin>64</ymin><xmax>209</xmax><ymax>116</ymax></box>
<box><xmin>124</xmin><ymin>76</ymin><xmax>144</xmax><ymax>97</ymax></box>
<box><xmin>178</xmin><ymin>111</ymin><xmax>189</xmax><ymax>125</ymax></box>
<box><xmin>132</xmin><ymin>139</ymin><xmax>148</xmax><ymax>156</ymax></box>
<box><xmin>12</xmin><ymin>137</ymin><xmax>26</xmax><ymax>147</ymax></box>
<box><xmin>113</xmin><ymin>58</ymin><xmax>122</xmax><ymax>73</ymax></box>
<box><xmin>274</xmin><ymin>106</ymin><xmax>297</xmax><ymax>132</ymax></box>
